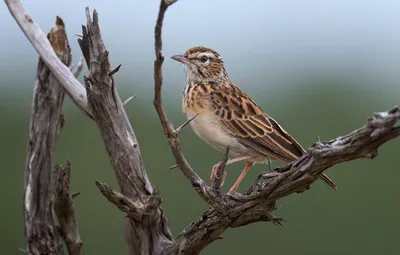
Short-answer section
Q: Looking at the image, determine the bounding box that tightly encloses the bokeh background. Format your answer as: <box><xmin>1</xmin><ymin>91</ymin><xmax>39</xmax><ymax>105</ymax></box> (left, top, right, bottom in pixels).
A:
<box><xmin>1</xmin><ymin>0</ymin><xmax>399</xmax><ymax>254</ymax></box>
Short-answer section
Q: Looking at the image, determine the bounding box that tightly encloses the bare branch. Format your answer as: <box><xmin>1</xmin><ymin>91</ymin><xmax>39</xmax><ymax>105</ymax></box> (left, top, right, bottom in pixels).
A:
<box><xmin>22</xmin><ymin>16</ymin><xmax>71</xmax><ymax>255</ymax></box>
<box><xmin>153</xmin><ymin>0</ymin><xmax>216</xmax><ymax>205</ymax></box>
<box><xmin>53</xmin><ymin>160</ymin><xmax>83</xmax><ymax>255</ymax></box>
<box><xmin>4</xmin><ymin>0</ymin><xmax>92</xmax><ymax>118</ymax></box>
<box><xmin>78</xmin><ymin>8</ymin><xmax>173</xmax><ymax>254</ymax></box>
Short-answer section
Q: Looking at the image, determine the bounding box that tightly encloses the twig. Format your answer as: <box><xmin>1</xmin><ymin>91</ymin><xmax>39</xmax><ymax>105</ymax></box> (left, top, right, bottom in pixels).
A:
<box><xmin>153</xmin><ymin>0</ymin><xmax>214</xmax><ymax>204</ymax></box>
<box><xmin>95</xmin><ymin>181</ymin><xmax>163</xmax><ymax>221</ymax></box>
<box><xmin>53</xmin><ymin>160</ymin><xmax>84</xmax><ymax>255</ymax></box>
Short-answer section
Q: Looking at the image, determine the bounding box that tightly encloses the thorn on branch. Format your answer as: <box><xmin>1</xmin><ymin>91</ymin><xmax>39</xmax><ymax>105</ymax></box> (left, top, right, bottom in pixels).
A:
<box><xmin>169</xmin><ymin>164</ymin><xmax>178</xmax><ymax>170</ymax></box>
<box><xmin>123</xmin><ymin>95</ymin><xmax>136</xmax><ymax>106</ymax></box>
<box><xmin>109</xmin><ymin>64</ymin><xmax>122</xmax><ymax>77</ymax></box>
<box><xmin>71</xmin><ymin>192</ymin><xmax>80</xmax><ymax>198</ymax></box>
<box><xmin>165</xmin><ymin>0</ymin><xmax>178</xmax><ymax>5</ymax></box>
<box><xmin>174</xmin><ymin>114</ymin><xmax>198</xmax><ymax>136</ymax></box>
<box><xmin>18</xmin><ymin>248</ymin><xmax>27</xmax><ymax>253</ymax></box>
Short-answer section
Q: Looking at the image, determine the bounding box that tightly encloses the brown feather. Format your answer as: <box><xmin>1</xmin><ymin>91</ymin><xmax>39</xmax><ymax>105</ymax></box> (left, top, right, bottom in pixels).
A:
<box><xmin>210</xmin><ymin>82</ymin><xmax>337</xmax><ymax>190</ymax></box>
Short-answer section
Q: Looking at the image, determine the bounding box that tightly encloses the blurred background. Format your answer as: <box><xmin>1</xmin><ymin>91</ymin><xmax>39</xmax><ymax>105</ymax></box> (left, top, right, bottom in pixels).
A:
<box><xmin>1</xmin><ymin>0</ymin><xmax>399</xmax><ymax>254</ymax></box>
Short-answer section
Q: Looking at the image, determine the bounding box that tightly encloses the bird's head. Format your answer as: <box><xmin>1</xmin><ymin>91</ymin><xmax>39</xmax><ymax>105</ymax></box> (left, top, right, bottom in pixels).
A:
<box><xmin>171</xmin><ymin>46</ymin><xmax>227</xmax><ymax>83</ymax></box>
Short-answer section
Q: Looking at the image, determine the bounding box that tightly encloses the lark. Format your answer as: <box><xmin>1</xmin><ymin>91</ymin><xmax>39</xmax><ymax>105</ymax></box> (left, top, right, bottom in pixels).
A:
<box><xmin>171</xmin><ymin>46</ymin><xmax>336</xmax><ymax>194</ymax></box>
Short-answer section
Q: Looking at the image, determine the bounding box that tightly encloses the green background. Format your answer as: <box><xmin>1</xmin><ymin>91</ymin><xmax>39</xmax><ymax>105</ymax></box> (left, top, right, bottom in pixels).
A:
<box><xmin>1</xmin><ymin>1</ymin><xmax>399</xmax><ymax>254</ymax></box>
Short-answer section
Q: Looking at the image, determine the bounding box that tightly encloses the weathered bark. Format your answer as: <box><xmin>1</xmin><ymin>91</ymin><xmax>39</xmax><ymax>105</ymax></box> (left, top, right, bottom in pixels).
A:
<box><xmin>4</xmin><ymin>0</ymin><xmax>92</xmax><ymax>118</ymax></box>
<box><xmin>54</xmin><ymin>160</ymin><xmax>84</xmax><ymax>255</ymax></box>
<box><xmin>78</xmin><ymin>8</ymin><xmax>173</xmax><ymax>255</ymax></box>
<box><xmin>23</xmin><ymin>17</ymin><xmax>71</xmax><ymax>255</ymax></box>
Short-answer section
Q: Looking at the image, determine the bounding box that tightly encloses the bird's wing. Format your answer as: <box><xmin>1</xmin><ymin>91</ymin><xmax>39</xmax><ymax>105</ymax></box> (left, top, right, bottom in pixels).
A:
<box><xmin>210</xmin><ymin>83</ymin><xmax>305</xmax><ymax>163</ymax></box>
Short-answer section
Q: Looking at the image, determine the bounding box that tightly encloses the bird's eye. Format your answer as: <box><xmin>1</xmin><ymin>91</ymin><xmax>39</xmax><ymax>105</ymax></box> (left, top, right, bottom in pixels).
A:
<box><xmin>200</xmin><ymin>56</ymin><xmax>208</xmax><ymax>63</ymax></box>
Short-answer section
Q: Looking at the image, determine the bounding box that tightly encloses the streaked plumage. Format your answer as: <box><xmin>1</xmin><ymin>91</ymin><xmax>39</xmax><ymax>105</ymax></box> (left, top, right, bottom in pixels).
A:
<box><xmin>172</xmin><ymin>46</ymin><xmax>336</xmax><ymax>193</ymax></box>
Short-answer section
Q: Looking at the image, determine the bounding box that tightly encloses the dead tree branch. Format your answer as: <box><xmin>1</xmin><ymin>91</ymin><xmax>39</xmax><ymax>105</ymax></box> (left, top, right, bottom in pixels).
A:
<box><xmin>4</xmin><ymin>0</ymin><xmax>92</xmax><ymax>118</ymax></box>
<box><xmin>152</xmin><ymin>0</ymin><xmax>400</xmax><ymax>254</ymax></box>
<box><xmin>22</xmin><ymin>16</ymin><xmax>72</xmax><ymax>255</ymax></box>
<box><xmin>78</xmin><ymin>8</ymin><xmax>173</xmax><ymax>255</ymax></box>
<box><xmin>53</xmin><ymin>160</ymin><xmax>83</xmax><ymax>255</ymax></box>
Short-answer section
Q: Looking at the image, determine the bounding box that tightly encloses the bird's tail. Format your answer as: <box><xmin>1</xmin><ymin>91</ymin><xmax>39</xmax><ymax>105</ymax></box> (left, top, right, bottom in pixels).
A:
<box><xmin>318</xmin><ymin>173</ymin><xmax>337</xmax><ymax>190</ymax></box>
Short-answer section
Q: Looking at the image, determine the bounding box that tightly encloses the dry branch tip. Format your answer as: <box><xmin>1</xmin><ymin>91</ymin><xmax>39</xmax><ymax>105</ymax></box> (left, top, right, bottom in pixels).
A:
<box><xmin>109</xmin><ymin>64</ymin><xmax>122</xmax><ymax>77</ymax></box>
<box><xmin>174</xmin><ymin>114</ymin><xmax>198</xmax><ymax>136</ymax></box>
<box><xmin>123</xmin><ymin>95</ymin><xmax>136</xmax><ymax>106</ymax></box>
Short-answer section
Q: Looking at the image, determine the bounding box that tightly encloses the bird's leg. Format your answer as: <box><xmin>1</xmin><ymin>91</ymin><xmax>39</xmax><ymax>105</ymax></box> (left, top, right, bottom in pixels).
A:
<box><xmin>210</xmin><ymin>155</ymin><xmax>253</xmax><ymax>186</ymax></box>
<box><xmin>228</xmin><ymin>162</ymin><xmax>254</xmax><ymax>194</ymax></box>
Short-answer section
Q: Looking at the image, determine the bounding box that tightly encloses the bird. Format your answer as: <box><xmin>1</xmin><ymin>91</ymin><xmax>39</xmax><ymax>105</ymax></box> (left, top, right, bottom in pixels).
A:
<box><xmin>171</xmin><ymin>46</ymin><xmax>336</xmax><ymax>194</ymax></box>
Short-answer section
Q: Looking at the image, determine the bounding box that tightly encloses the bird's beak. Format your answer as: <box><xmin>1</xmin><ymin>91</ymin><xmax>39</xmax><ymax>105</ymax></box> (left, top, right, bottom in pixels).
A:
<box><xmin>171</xmin><ymin>54</ymin><xmax>190</xmax><ymax>65</ymax></box>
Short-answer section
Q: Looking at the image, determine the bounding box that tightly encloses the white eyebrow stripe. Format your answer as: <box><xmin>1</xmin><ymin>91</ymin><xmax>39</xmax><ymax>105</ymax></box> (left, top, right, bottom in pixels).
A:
<box><xmin>199</xmin><ymin>52</ymin><xmax>216</xmax><ymax>58</ymax></box>
<box><xmin>198</xmin><ymin>52</ymin><xmax>224</xmax><ymax>63</ymax></box>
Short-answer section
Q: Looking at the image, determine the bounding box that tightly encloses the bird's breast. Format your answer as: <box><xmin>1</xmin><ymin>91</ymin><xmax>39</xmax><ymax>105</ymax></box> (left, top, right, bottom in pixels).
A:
<box><xmin>187</xmin><ymin>111</ymin><xmax>235</xmax><ymax>150</ymax></box>
<box><xmin>182</xmin><ymin>82</ymin><xmax>250</xmax><ymax>156</ymax></box>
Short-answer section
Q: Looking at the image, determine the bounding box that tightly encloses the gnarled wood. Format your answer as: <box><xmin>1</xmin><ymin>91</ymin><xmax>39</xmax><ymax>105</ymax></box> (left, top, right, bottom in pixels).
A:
<box><xmin>78</xmin><ymin>8</ymin><xmax>173</xmax><ymax>255</ymax></box>
<box><xmin>23</xmin><ymin>16</ymin><xmax>71</xmax><ymax>255</ymax></box>
<box><xmin>54</xmin><ymin>160</ymin><xmax>84</xmax><ymax>255</ymax></box>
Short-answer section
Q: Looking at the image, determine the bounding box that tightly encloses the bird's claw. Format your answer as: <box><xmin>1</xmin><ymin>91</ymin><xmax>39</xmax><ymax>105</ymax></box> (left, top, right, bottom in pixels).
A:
<box><xmin>210</xmin><ymin>163</ymin><xmax>227</xmax><ymax>186</ymax></box>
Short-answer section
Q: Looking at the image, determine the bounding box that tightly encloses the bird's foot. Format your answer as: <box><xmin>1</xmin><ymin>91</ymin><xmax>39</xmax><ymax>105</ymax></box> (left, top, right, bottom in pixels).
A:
<box><xmin>210</xmin><ymin>162</ymin><xmax>227</xmax><ymax>186</ymax></box>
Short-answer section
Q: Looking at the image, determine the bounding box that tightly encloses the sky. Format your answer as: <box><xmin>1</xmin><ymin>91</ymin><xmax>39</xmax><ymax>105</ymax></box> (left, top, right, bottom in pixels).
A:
<box><xmin>1</xmin><ymin>0</ymin><xmax>400</xmax><ymax>92</ymax></box>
